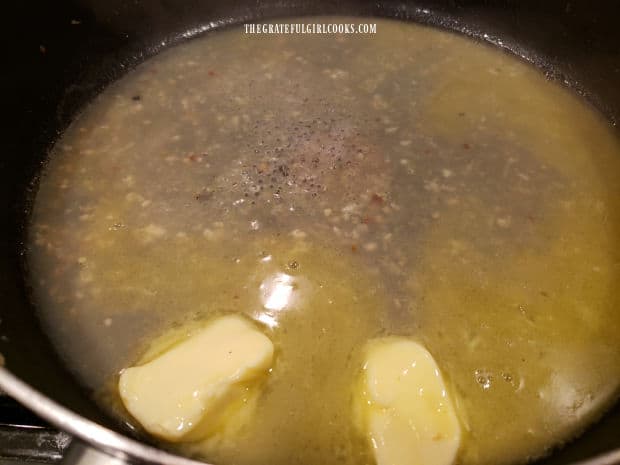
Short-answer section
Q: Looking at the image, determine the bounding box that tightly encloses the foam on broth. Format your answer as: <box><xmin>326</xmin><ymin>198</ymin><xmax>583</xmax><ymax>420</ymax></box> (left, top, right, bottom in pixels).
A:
<box><xmin>28</xmin><ymin>17</ymin><xmax>620</xmax><ymax>465</ymax></box>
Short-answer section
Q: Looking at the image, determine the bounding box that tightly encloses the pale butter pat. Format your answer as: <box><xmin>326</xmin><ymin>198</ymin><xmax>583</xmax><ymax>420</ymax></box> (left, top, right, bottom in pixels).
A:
<box><xmin>360</xmin><ymin>338</ymin><xmax>461</xmax><ymax>465</ymax></box>
<box><xmin>118</xmin><ymin>315</ymin><xmax>274</xmax><ymax>441</ymax></box>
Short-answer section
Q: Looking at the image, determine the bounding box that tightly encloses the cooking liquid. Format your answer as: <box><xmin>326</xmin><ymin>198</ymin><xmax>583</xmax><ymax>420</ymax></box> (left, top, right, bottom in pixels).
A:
<box><xmin>28</xmin><ymin>17</ymin><xmax>620</xmax><ymax>465</ymax></box>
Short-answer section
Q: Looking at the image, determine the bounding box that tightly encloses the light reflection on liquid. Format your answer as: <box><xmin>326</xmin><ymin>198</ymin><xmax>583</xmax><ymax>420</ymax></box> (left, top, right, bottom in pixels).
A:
<box><xmin>257</xmin><ymin>272</ymin><xmax>298</xmax><ymax>328</ymax></box>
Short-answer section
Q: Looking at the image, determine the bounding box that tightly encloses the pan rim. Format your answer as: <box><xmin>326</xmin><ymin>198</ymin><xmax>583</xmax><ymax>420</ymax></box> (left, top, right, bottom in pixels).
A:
<box><xmin>1</xmin><ymin>365</ymin><xmax>619</xmax><ymax>465</ymax></box>
<box><xmin>6</xmin><ymin>6</ymin><xmax>620</xmax><ymax>465</ymax></box>
<box><xmin>0</xmin><ymin>367</ymin><xmax>206</xmax><ymax>465</ymax></box>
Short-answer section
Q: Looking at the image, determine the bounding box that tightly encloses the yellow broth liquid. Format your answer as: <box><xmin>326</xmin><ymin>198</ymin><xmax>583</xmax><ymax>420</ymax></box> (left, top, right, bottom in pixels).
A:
<box><xmin>28</xmin><ymin>17</ymin><xmax>620</xmax><ymax>465</ymax></box>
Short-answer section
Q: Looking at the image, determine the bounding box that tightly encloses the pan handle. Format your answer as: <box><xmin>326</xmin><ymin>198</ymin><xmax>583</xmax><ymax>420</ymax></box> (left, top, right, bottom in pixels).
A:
<box><xmin>62</xmin><ymin>440</ymin><xmax>134</xmax><ymax>465</ymax></box>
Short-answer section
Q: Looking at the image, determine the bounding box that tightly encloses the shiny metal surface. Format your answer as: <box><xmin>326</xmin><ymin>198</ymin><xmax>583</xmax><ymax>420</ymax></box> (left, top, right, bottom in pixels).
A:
<box><xmin>0</xmin><ymin>368</ymin><xmax>203</xmax><ymax>465</ymax></box>
<box><xmin>1</xmin><ymin>365</ymin><xmax>619</xmax><ymax>464</ymax></box>
<box><xmin>63</xmin><ymin>442</ymin><xmax>131</xmax><ymax>465</ymax></box>
<box><xmin>0</xmin><ymin>461</ymin><xmax>48</xmax><ymax>465</ymax></box>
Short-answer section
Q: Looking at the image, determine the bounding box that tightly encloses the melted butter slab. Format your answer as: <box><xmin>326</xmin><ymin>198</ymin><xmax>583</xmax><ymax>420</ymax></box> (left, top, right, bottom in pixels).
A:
<box><xmin>358</xmin><ymin>337</ymin><xmax>461</xmax><ymax>465</ymax></box>
<box><xmin>119</xmin><ymin>315</ymin><xmax>274</xmax><ymax>441</ymax></box>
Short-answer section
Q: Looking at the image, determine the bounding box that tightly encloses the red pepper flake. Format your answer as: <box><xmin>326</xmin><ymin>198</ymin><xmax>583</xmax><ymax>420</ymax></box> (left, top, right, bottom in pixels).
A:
<box><xmin>351</xmin><ymin>244</ymin><xmax>358</xmax><ymax>253</ymax></box>
<box><xmin>371</xmin><ymin>194</ymin><xmax>384</xmax><ymax>205</ymax></box>
<box><xmin>187</xmin><ymin>153</ymin><xmax>208</xmax><ymax>162</ymax></box>
<box><xmin>208</xmin><ymin>70</ymin><xmax>216</xmax><ymax>77</ymax></box>
<box><xmin>361</xmin><ymin>216</ymin><xmax>373</xmax><ymax>225</ymax></box>
<box><xmin>463</xmin><ymin>143</ymin><xmax>471</xmax><ymax>150</ymax></box>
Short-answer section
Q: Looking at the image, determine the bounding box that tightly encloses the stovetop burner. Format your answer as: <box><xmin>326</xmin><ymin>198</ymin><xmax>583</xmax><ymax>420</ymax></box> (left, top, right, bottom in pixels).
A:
<box><xmin>0</xmin><ymin>396</ymin><xmax>70</xmax><ymax>463</ymax></box>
